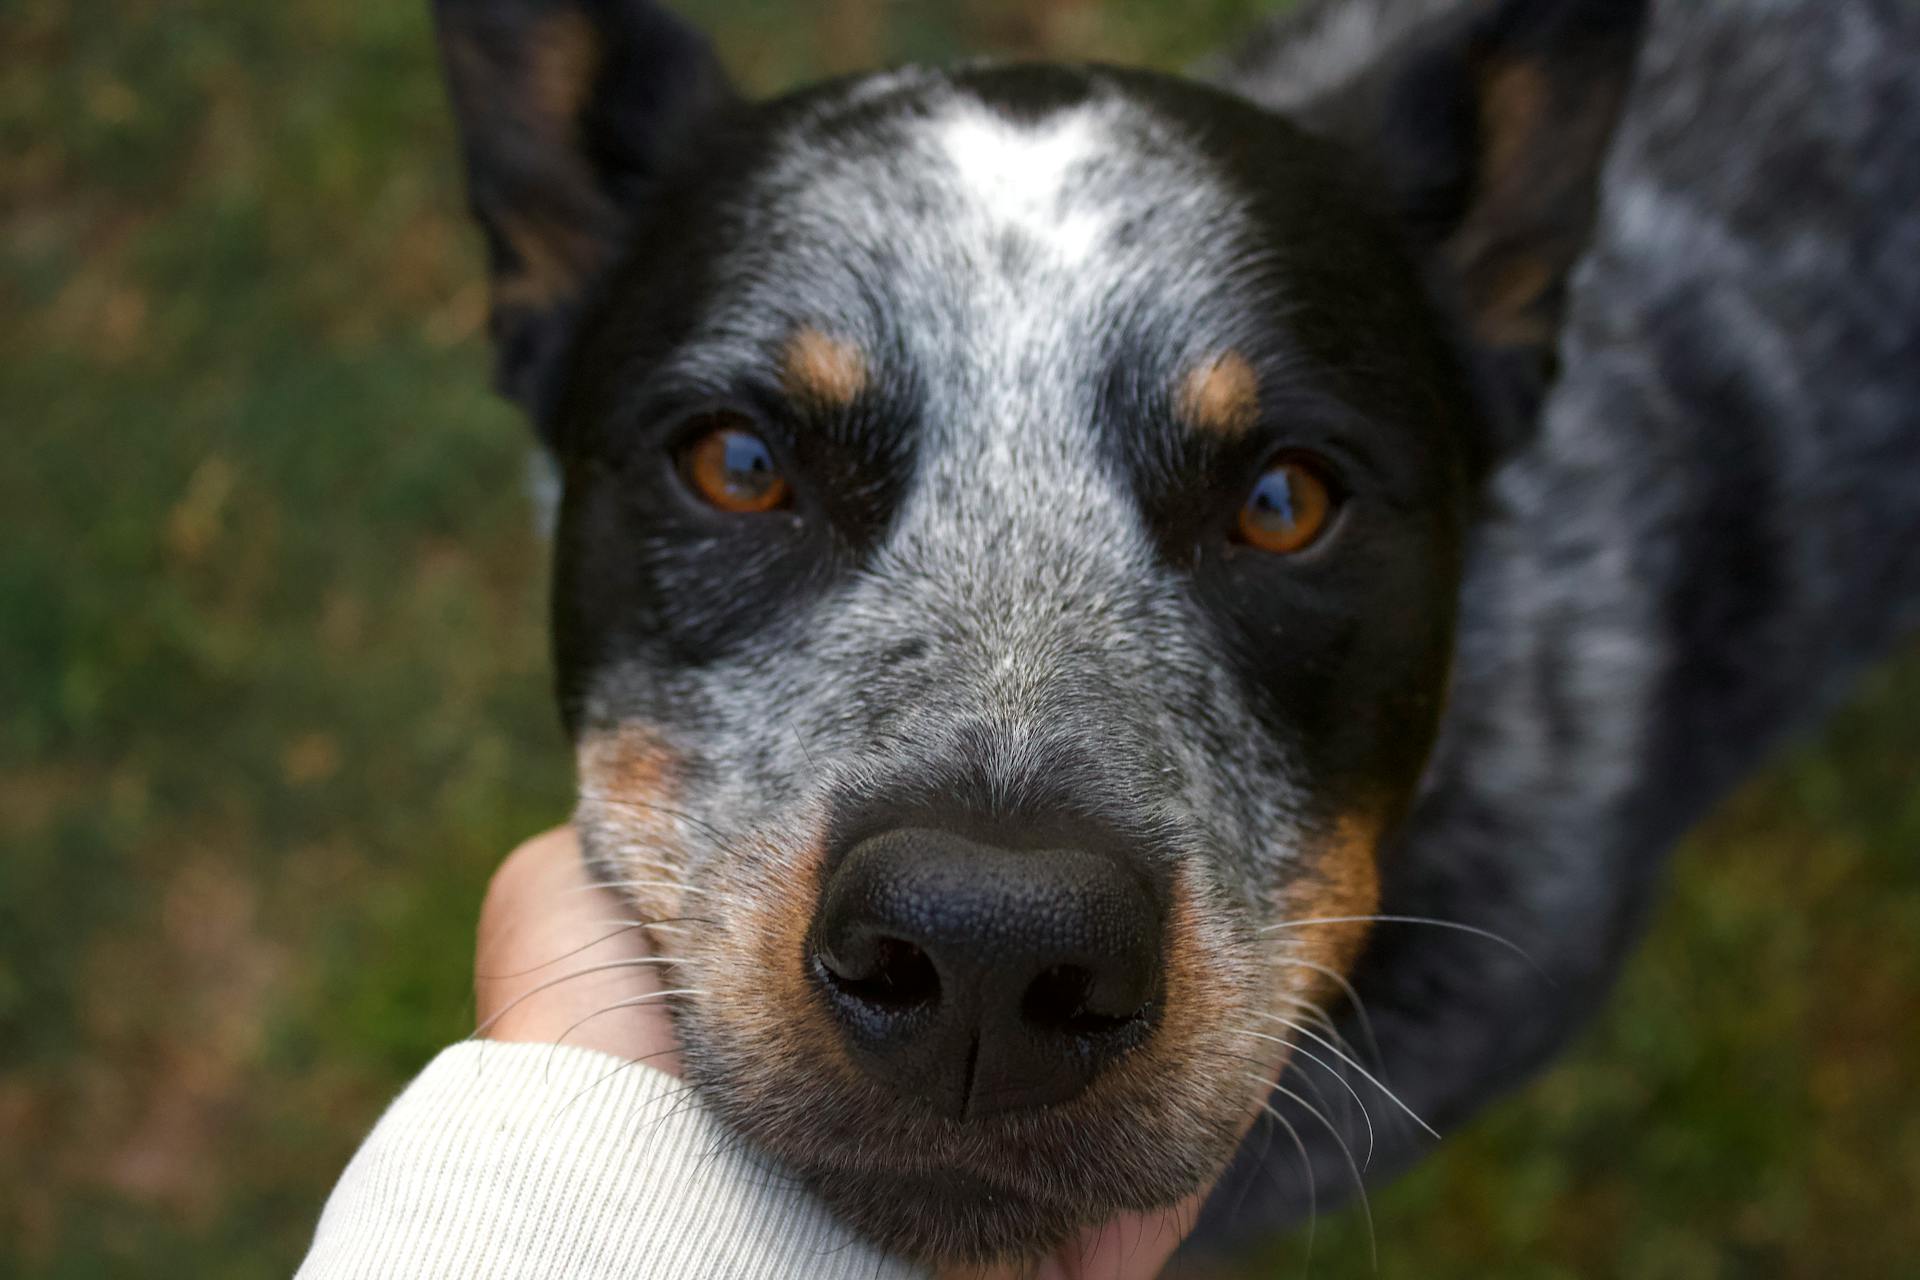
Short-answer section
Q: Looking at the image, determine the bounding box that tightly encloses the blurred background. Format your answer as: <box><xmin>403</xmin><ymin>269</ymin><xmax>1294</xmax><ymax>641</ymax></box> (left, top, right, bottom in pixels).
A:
<box><xmin>3</xmin><ymin>0</ymin><xmax>1917</xmax><ymax>1275</ymax></box>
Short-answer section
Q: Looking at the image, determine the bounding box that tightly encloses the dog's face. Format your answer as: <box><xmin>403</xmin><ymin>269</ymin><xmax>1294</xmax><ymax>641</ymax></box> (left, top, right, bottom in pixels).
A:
<box><xmin>436</xmin><ymin>0</ymin><xmax>1637</xmax><ymax>1264</ymax></box>
<box><xmin>561</xmin><ymin>66</ymin><xmax>1470</xmax><ymax>1258</ymax></box>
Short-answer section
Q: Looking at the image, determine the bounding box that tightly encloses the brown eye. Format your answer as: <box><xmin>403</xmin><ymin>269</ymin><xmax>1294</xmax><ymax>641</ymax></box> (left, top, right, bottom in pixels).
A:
<box><xmin>1236</xmin><ymin>457</ymin><xmax>1336</xmax><ymax>554</ymax></box>
<box><xmin>677</xmin><ymin>416</ymin><xmax>791</xmax><ymax>514</ymax></box>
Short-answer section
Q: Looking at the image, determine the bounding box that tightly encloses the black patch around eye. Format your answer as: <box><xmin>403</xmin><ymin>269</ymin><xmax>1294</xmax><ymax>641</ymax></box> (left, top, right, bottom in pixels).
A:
<box><xmin>553</xmin><ymin>441</ymin><xmax>823</xmax><ymax>701</ymax></box>
<box><xmin>552</xmin><ymin>368</ymin><xmax>920</xmax><ymax>693</ymax></box>
<box><xmin>546</xmin><ymin>181</ymin><xmax>925</xmax><ymax>720</ymax></box>
<box><xmin>1187</xmin><ymin>509</ymin><xmax>1462</xmax><ymax>796</ymax></box>
<box><xmin>1092</xmin><ymin>336</ymin><xmax>1470</xmax><ymax>795</ymax></box>
<box><xmin>776</xmin><ymin>368</ymin><xmax>923</xmax><ymax>554</ymax></box>
<box><xmin>1095</xmin><ymin>348</ymin><xmax>1369</xmax><ymax>562</ymax></box>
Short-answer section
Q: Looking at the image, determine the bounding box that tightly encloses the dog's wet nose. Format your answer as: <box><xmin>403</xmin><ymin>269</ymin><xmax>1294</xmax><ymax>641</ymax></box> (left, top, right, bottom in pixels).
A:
<box><xmin>809</xmin><ymin>827</ymin><xmax>1164</xmax><ymax>1118</ymax></box>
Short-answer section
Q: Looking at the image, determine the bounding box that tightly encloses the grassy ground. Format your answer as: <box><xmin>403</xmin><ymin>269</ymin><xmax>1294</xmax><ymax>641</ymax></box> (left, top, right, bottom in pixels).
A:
<box><xmin>3</xmin><ymin>1</ymin><xmax>1916</xmax><ymax>1275</ymax></box>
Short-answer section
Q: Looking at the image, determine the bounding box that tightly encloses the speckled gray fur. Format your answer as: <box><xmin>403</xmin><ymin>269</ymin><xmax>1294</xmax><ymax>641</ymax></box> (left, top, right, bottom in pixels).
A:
<box><xmin>1198</xmin><ymin>0</ymin><xmax>1920</xmax><ymax>1244</ymax></box>
<box><xmin>559</xmin><ymin>74</ymin><xmax>1436</xmax><ymax>1260</ymax></box>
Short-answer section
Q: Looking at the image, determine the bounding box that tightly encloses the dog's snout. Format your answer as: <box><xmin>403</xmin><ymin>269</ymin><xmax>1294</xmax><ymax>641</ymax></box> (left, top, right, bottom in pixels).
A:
<box><xmin>810</xmin><ymin>828</ymin><xmax>1164</xmax><ymax>1119</ymax></box>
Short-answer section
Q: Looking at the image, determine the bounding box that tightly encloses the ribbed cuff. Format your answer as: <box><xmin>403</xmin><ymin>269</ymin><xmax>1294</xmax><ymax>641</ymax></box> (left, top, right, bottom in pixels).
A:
<box><xmin>296</xmin><ymin>1041</ymin><xmax>925</xmax><ymax>1279</ymax></box>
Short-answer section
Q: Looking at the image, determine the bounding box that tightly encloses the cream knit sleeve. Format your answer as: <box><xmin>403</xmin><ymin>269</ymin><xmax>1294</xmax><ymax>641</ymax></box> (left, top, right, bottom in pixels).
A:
<box><xmin>296</xmin><ymin>1041</ymin><xmax>926</xmax><ymax>1279</ymax></box>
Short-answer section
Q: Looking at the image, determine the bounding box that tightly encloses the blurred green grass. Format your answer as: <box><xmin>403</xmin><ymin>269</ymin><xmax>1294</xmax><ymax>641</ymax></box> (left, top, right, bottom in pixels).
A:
<box><xmin>1</xmin><ymin>0</ymin><xmax>1915</xmax><ymax>1275</ymax></box>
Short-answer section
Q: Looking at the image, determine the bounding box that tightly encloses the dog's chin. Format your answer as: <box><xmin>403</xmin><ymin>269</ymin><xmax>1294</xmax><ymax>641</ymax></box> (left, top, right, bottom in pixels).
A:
<box><xmin>683</xmin><ymin>1048</ymin><xmax>1247</xmax><ymax>1267</ymax></box>
<box><xmin>681</xmin><ymin>1009</ymin><xmax>1264</xmax><ymax>1265</ymax></box>
<box><xmin>687</xmin><ymin>1053</ymin><xmax>1234</xmax><ymax>1267</ymax></box>
<box><xmin>802</xmin><ymin>1163</ymin><xmax>1154</xmax><ymax>1268</ymax></box>
<box><xmin>727</xmin><ymin>1087</ymin><xmax>1236</xmax><ymax>1268</ymax></box>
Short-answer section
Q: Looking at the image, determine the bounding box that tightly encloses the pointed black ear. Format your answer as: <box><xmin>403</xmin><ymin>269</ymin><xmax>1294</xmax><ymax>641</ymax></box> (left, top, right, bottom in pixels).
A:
<box><xmin>1271</xmin><ymin>0</ymin><xmax>1648</xmax><ymax>429</ymax></box>
<box><xmin>434</xmin><ymin>0</ymin><xmax>733</xmax><ymax>436</ymax></box>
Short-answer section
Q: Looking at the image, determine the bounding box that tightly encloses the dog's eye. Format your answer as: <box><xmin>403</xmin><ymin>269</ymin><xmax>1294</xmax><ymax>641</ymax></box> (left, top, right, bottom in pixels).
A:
<box><xmin>1236</xmin><ymin>457</ymin><xmax>1336</xmax><ymax>554</ymax></box>
<box><xmin>677</xmin><ymin>416</ymin><xmax>791</xmax><ymax>514</ymax></box>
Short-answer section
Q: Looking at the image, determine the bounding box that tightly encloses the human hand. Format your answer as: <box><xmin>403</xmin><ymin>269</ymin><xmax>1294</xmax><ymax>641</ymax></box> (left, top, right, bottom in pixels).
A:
<box><xmin>473</xmin><ymin>827</ymin><xmax>1228</xmax><ymax>1279</ymax></box>
<box><xmin>474</xmin><ymin>826</ymin><xmax>682</xmax><ymax>1073</ymax></box>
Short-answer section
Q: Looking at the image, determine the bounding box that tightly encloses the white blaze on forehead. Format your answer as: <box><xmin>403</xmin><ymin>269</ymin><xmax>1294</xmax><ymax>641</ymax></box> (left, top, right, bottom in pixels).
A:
<box><xmin>932</xmin><ymin>105</ymin><xmax>1114</xmax><ymax>267</ymax></box>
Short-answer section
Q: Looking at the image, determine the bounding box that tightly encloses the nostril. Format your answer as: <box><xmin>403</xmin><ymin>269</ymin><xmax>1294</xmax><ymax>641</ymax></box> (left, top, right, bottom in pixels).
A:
<box><xmin>822</xmin><ymin>936</ymin><xmax>941</xmax><ymax>1012</ymax></box>
<box><xmin>813</xmin><ymin>829</ymin><xmax>1166</xmax><ymax>1115</ymax></box>
<box><xmin>1021</xmin><ymin>964</ymin><xmax>1144</xmax><ymax>1037</ymax></box>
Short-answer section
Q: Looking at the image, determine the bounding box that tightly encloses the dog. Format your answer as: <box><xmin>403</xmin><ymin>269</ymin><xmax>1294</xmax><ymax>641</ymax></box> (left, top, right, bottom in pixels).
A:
<box><xmin>430</xmin><ymin>0</ymin><xmax>1920</xmax><ymax>1266</ymax></box>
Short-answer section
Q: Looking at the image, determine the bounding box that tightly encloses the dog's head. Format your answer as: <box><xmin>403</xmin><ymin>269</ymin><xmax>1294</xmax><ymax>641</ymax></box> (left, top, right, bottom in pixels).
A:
<box><xmin>435</xmin><ymin>0</ymin><xmax>1640</xmax><ymax>1263</ymax></box>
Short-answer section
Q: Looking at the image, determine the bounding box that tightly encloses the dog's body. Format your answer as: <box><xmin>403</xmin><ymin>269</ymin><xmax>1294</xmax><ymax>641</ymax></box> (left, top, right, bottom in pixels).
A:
<box><xmin>432</xmin><ymin>0</ymin><xmax>1920</xmax><ymax>1264</ymax></box>
<box><xmin>1199</xmin><ymin>0</ymin><xmax>1920</xmax><ymax>1241</ymax></box>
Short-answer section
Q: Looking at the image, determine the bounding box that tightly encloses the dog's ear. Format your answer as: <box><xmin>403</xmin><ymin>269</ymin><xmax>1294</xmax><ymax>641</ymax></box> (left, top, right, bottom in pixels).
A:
<box><xmin>434</xmin><ymin>0</ymin><xmax>733</xmax><ymax>436</ymax></box>
<box><xmin>1296</xmin><ymin>0</ymin><xmax>1647</xmax><ymax>430</ymax></box>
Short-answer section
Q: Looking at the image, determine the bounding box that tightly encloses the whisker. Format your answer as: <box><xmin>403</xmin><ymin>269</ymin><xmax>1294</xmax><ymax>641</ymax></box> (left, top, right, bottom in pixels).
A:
<box><xmin>469</xmin><ymin>960</ymin><xmax>686</xmax><ymax>1038</ymax></box>
<box><xmin>577</xmin><ymin>788</ymin><xmax>739</xmax><ymax>851</ymax></box>
<box><xmin>474</xmin><ymin>924</ymin><xmax>650</xmax><ymax>980</ymax></box>
<box><xmin>1258</xmin><ymin>1012</ymin><xmax>1440</xmax><ymax>1140</ymax></box>
<box><xmin>787</xmin><ymin>721</ymin><xmax>823</xmax><ymax>775</ymax></box>
<box><xmin>553</xmin><ymin>1043</ymin><xmax>685</xmax><ymax>1115</ymax></box>
<box><xmin>1266</xmin><ymin>1076</ymin><xmax>1377</xmax><ymax>1271</ymax></box>
<box><xmin>1236</xmin><ymin>1027</ymin><xmax>1377</xmax><ymax>1168</ymax></box>
<box><xmin>619</xmin><ymin>1078</ymin><xmax>710</xmax><ymax>1150</ymax></box>
<box><xmin>1220</xmin><ymin>1048</ymin><xmax>1291</xmax><ymax>1237</ymax></box>
<box><xmin>1272</xmin><ymin>994</ymin><xmax>1356</xmax><ymax>1060</ymax></box>
<box><xmin>1277</xmin><ymin>955</ymin><xmax>1387</xmax><ymax>1068</ymax></box>
<box><xmin>567</xmin><ymin>878</ymin><xmax>708</xmax><ymax>898</ymax></box>
<box><xmin>690</xmin><ymin>1118</ymin><xmax>808</xmax><ymax>1193</ymax></box>
<box><xmin>1271</xmin><ymin>998</ymin><xmax>1374</xmax><ymax>1141</ymax></box>
<box><xmin>581</xmin><ymin>917</ymin><xmax>695</xmax><ymax>931</ymax></box>
<box><xmin>1284</xmin><ymin>1049</ymin><xmax>1357</xmax><ymax>1174</ymax></box>
<box><xmin>553</xmin><ymin>988</ymin><xmax>707</xmax><ymax>1050</ymax></box>
<box><xmin>581</xmin><ymin>852</ymin><xmax>686</xmax><ymax>876</ymax></box>
<box><xmin>1247</xmin><ymin>1090</ymin><xmax>1318</xmax><ymax>1274</ymax></box>
<box><xmin>1263</xmin><ymin>914</ymin><xmax>1545</xmax><ymax>975</ymax></box>
<box><xmin>629</xmin><ymin>1078</ymin><xmax>712</xmax><ymax>1134</ymax></box>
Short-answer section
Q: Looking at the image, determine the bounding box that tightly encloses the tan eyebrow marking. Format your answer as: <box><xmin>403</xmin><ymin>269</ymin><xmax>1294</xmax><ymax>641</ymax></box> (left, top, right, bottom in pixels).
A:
<box><xmin>780</xmin><ymin>327</ymin><xmax>870</xmax><ymax>408</ymax></box>
<box><xmin>1177</xmin><ymin>350</ymin><xmax>1261</xmax><ymax>438</ymax></box>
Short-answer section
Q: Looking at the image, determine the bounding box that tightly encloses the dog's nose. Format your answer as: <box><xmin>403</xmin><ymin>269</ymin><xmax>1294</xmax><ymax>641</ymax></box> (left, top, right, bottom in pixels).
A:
<box><xmin>809</xmin><ymin>827</ymin><xmax>1164</xmax><ymax>1119</ymax></box>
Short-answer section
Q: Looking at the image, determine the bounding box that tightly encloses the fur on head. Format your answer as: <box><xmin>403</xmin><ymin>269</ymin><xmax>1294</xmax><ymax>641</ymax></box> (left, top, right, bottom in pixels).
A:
<box><xmin>434</xmin><ymin>0</ymin><xmax>1642</xmax><ymax>1264</ymax></box>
